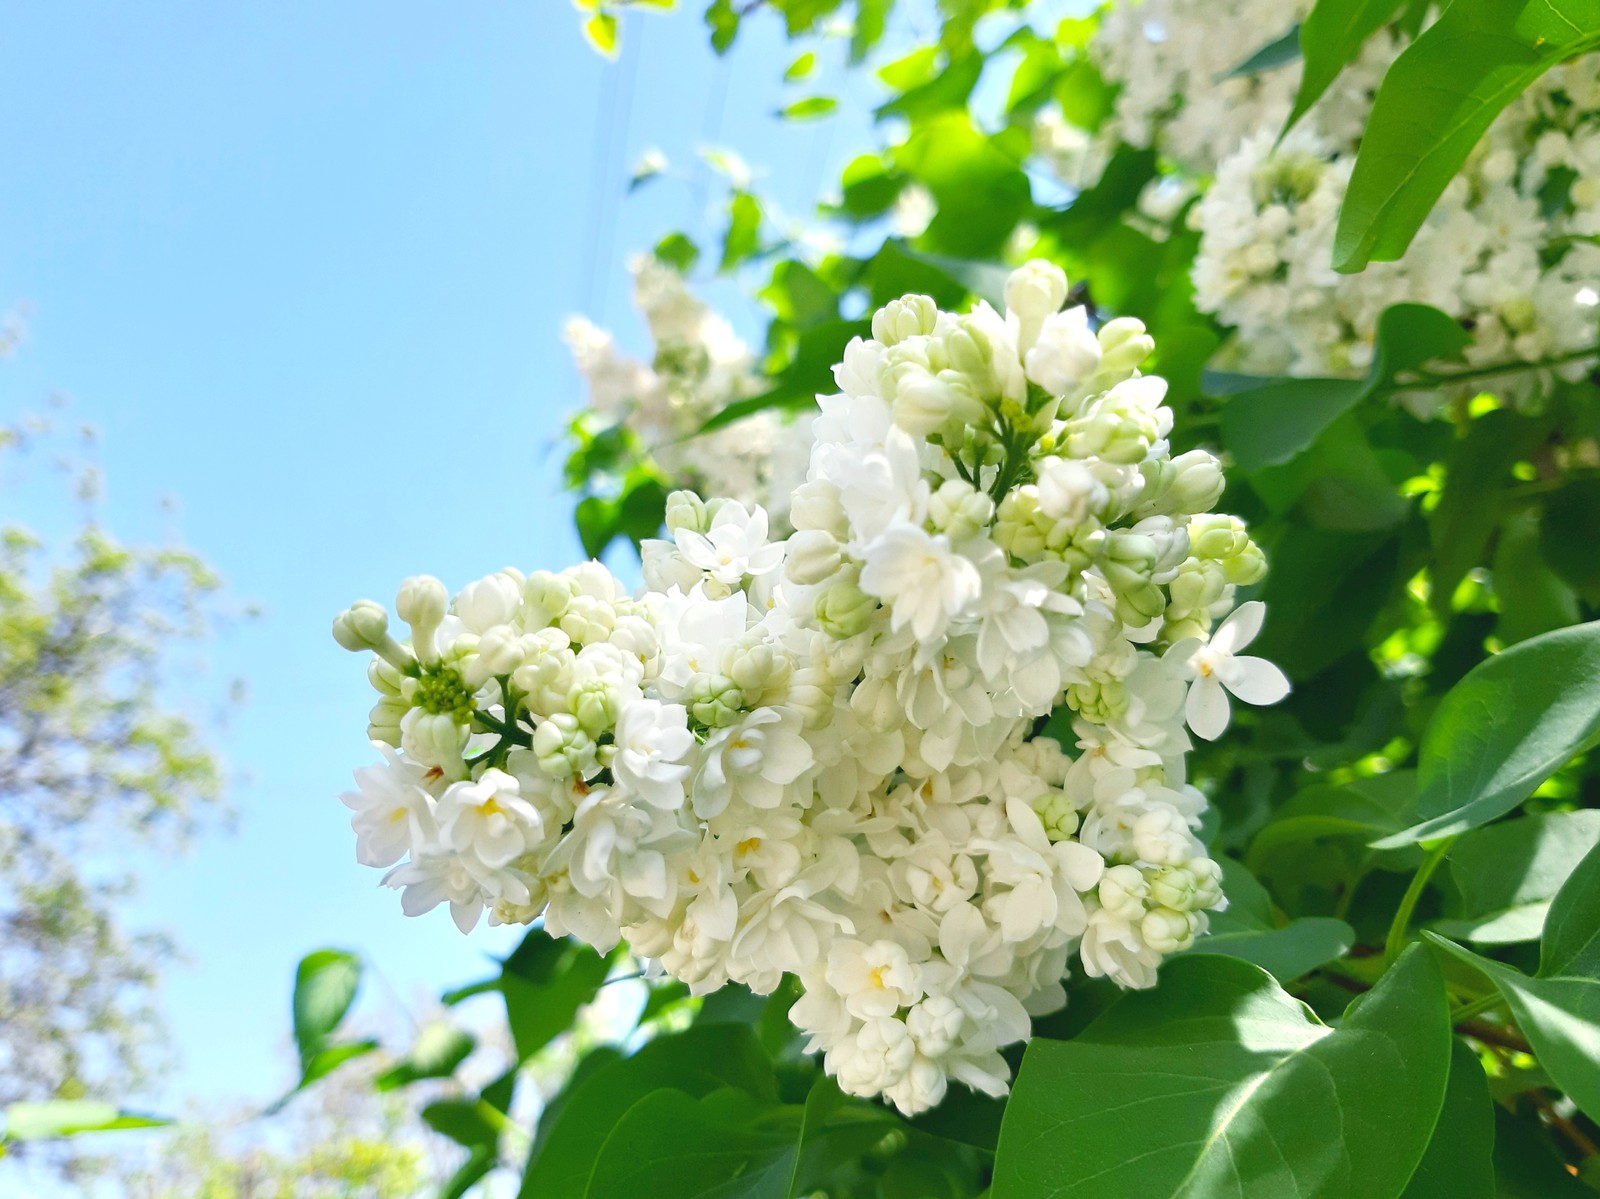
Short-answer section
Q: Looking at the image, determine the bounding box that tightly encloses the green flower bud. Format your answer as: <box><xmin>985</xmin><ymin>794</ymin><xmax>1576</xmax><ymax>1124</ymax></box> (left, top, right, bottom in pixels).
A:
<box><xmin>665</xmin><ymin>489</ymin><xmax>709</xmax><ymax>535</ymax></box>
<box><xmin>871</xmin><ymin>294</ymin><xmax>939</xmax><ymax>345</ymax></box>
<box><xmin>816</xmin><ymin>578</ymin><xmax>878</xmax><ymax>639</ymax></box>
<box><xmin>688</xmin><ymin>673</ymin><xmax>745</xmax><ymax>728</ymax></box>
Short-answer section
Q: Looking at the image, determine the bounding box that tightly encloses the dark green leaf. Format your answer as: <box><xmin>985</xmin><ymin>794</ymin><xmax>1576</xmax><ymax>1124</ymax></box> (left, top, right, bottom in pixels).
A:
<box><xmin>1541</xmin><ymin>836</ymin><xmax>1600</xmax><ymax>978</ymax></box>
<box><xmin>992</xmin><ymin>950</ymin><xmax>1452</xmax><ymax>1198</ymax></box>
<box><xmin>1375</xmin><ymin>620</ymin><xmax>1600</xmax><ymax>845</ymax></box>
<box><xmin>1492</xmin><ymin>508</ymin><xmax>1580</xmax><ymax>646</ymax></box>
<box><xmin>1540</xmin><ymin>476</ymin><xmax>1600</xmax><ymax>604</ymax></box>
<box><xmin>423</xmin><ymin>1097</ymin><xmax>501</xmax><ymax>1150</ymax></box>
<box><xmin>850</xmin><ymin>0</ymin><xmax>892</xmax><ymax>62</ymax></box>
<box><xmin>1251</xmin><ymin>772</ymin><xmax>1418</xmax><ymax>857</ymax></box>
<box><xmin>1180</xmin><ymin>858</ymin><xmax>1355</xmax><ymax>982</ymax></box>
<box><xmin>1287</xmin><ymin>0</ymin><xmax>1404</xmax><ymax>130</ymax></box>
<box><xmin>1220</xmin><ymin>24</ymin><xmax>1304</xmax><ymax>81</ymax></box>
<box><xmin>519</xmin><ymin>1023</ymin><xmax>777</xmax><ymax>1198</ymax></box>
<box><xmin>292</xmin><ymin>948</ymin><xmax>362</xmax><ymax>1068</ymax></box>
<box><xmin>1492</xmin><ymin>1104</ymin><xmax>1592</xmax><ymax>1196</ymax></box>
<box><xmin>1335</xmin><ymin>0</ymin><xmax>1600</xmax><ymax>271</ymax></box>
<box><xmin>1399</xmin><ymin>1038</ymin><xmax>1495</xmax><ymax>1199</ymax></box>
<box><xmin>1428</xmin><ymin>934</ymin><xmax>1600</xmax><ymax>1121</ymax></box>
<box><xmin>1223</xmin><ymin>378</ymin><xmax>1365</xmax><ymax>473</ymax></box>
<box><xmin>499</xmin><ymin>932</ymin><xmax>613</xmax><ymax>1064</ymax></box>
<box><xmin>1435</xmin><ymin>810</ymin><xmax>1600</xmax><ymax>945</ymax></box>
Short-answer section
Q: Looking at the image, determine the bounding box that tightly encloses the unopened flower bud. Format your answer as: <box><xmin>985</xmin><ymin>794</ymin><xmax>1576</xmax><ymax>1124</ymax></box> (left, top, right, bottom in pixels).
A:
<box><xmin>871</xmin><ymin>294</ymin><xmax>939</xmax><ymax>346</ymax></box>
<box><xmin>665</xmin><ymin>489</ymin><xmax>709</xmax><ymax>535</ymax></box>
<box><xmin>1096</xmin><ymin>317</ymin><xmax>1154</xmax><ymax>381</ymax></box>
<box><xmin>816</xmin><ymin>578</ymin><xmax>878</xmax><ymax>639</ymax></box>
<box><xmin>1005</xmin><ymin>259</ymin><xmax>1070</xmax><ymax>354</ymax></box>
<box><xmin>1025</xmin><ymin>306</ymin><xmax>1101</xmax><ymax>395</ymax></box>
<box><xmin>1098</xmin><ymin>864</ymin><xmax>1149</xmax><ymax>920</ymax></box>
<box><xmin>784</xmin><ymin>528</ymin><xmax>843</xmax><ymax>585</ymax></box>
<box><xmin>1141</xmin><ymin>907</ymin><xmax>1198</xmax><ymax>954</ymax></box>
<box><xmin>455</xmin><ymin>571</ymin><xmax>523</xmax><ymax>633</ymax></box>
<box><xmin>531</xmin><ymin>712</ymin><xmax>597</xmax><ymax>779</ymax></box>
<box><xmin>688</xmin><ymin>673</ymin><xmax>745</xmax><ymax>728</ymax></box>
<box><xmin>929</xmin><ymin>479</ymin><xmax>994</xmax><ymax>541</ymax></box>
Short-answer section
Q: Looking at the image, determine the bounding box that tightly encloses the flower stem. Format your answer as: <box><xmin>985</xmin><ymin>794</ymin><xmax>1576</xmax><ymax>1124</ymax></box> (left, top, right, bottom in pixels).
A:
<box><xmin>1384</xmin><ymin>839</ymin><xmax>1453</xmax><ymax>964</ymax></box>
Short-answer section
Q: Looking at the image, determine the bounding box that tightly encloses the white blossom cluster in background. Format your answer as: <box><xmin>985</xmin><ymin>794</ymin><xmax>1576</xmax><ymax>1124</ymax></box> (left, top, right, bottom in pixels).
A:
<box><xmin>565</xmin><ymin>254</ymin><xmax>811</xmax><ymax>524</ymax></box>
<box><xmin>332</xmin><ymin>263</ymin><xmax>1287</xmax><ymax>1114</ymax></box>
<box><xmin>1049</xmin><ymin>0</ymin><xmax>1600</xmax><ymax>407</ymax></box>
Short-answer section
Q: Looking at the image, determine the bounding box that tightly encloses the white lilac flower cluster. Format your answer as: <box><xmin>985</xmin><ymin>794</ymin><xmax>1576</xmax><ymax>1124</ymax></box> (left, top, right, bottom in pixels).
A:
<box><xmin>565</xmin><ymin>253</ymin><xmax>812</xmax><ymax>524</ymax></box>
<box><xmin>1059</xmin><ymin>0</ymin><xmax>1600</xmax><ymax>406</ymax></box>
<box><xmin>333</xmin><ymin>262</ymin><xmax>1288</xmax><ymax>1114</ymax></box>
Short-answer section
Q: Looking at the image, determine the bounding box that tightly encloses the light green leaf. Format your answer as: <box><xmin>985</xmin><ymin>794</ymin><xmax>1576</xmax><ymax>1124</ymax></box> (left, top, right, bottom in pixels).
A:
<box><xmin>583</xmin><ymin>12</ymin><xmax>620</xmax><ymax>58</ymax></box>
<box><xmin>1286</xmin><ymin>0</ymin><xmax>1405</xmax><ymax>131</ymax></box>
<box><xmin>705</xmin><ymin>0</ymin><xmax>739</xmax><ymax>53</ymax></box>
<box><xmin>376</xmin><ymin>1022</ymin><xmax>476</xmax><ymax>1090</ymax></box>
<box><xmin>780</xmin><ymin>95</ymin><xmax>837</xmax><ymax>121</ymax></box>
<box><xmin>1374</xmin><ymin>620</ymin><xmax>1600</xmax><ymax>846</ymax></box>
<box><xmin>1435</xmin><ymin>810</ymin><xmax>1600</xmax><ymax>945</ymax></box>
<box><xmin>893</xmin><ymin>113</ymin><xmax>1030</xmax><ymax>259</ymax></box>
<box><xmin>1181</xmin><ymin>858</ymin><xmax>1355</xmax><ymax>982</ymax></box>
<box><xmin>292</xmin><ymin>948</ymin><xmax>361</xmax><ymax>1068</ymax></box>
<box><xmin>1335</xmin><ymin>0</ymin><xmax>1600</xmax><ymax>271</ymax></box>
<box><xmin>992</xmin><ymin>950</ymin><xmax>1452</xmax><ymax>1198</ymax></box>
<box><xmin>720</xmin><ymin>191</ymin><xmax>763</xmax><ymax>272</ymax></box>
<box><xmin>1399</xmin><ymin>1038</ymin><xmax>1495</xmax><ymax>1199</ymax></box>
<box><xmin>783</xmin><ymin>51</ymin><xmax>816</xmax><ymax>82</ymax></box>
<box><xmin>2</xmin><ymin>1101</ymin><xmax>169</xmax><ymax>1143</ymax></box>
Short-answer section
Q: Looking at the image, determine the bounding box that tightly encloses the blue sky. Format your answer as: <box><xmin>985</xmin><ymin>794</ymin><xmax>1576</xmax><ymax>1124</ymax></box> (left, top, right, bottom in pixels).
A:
<box><xmin>0</xmin><ymin>0</ymin><xmax>884</xmax><ymax>1120</ymax></box>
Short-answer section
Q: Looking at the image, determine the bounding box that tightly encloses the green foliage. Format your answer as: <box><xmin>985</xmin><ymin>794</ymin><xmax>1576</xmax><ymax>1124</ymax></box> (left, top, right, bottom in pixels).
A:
<box><xmin>1377</xmin><ymin>620</ymin><xmax>1600</xmax><ymax>844</ymax></box>
<box><xmin>993</xmin><ymin>950</ymin><xmax>1452</xmax><ymax>1197</ymax></box>
<box><xmin>1287</xmin><ymin>0</ymin><xmax>1405</xmax><ymax>132</ymax></box>
<box><xmin>1335</xmin><ymin>0</ymin><xmax>1600</xmax><ymax>270</ymax></box>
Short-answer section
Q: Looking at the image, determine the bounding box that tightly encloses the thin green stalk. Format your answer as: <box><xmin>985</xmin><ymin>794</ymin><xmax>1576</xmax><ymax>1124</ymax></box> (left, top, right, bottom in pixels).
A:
<box><xmin>1384</xmin><ymin>839</ymin><xmax>1454</xmax><ymax>964</ymax></box>
<box><xmin>1450</xmin><ymin>992</ymin><xmax>1504</xmax><ymax>1024</ymax></box>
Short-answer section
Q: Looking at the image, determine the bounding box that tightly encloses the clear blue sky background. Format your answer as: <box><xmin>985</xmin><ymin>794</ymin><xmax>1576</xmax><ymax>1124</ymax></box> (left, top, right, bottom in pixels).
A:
<box><xmin>0</xmin><ymin>0</ymin><xmax>886</xmax><ymax>1121</ymax></box>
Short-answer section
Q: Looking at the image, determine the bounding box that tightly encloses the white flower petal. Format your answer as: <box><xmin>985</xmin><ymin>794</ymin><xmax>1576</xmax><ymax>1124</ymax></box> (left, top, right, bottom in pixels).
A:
<box><xmin>1186</xmin><ymin>677</ymin><xmax>1231</xmax><ymax>741</ymax></box>
<box><xmin>1225</xmin><ymin>656</ymin><xmax>1291</xmax><ymax>705</ymax></box>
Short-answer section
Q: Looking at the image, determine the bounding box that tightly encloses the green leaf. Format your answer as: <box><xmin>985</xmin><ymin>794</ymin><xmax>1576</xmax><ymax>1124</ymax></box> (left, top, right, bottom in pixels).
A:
<box><xmin>376</xmin><ymin>1022</ymin><xmax>476</xmax><ymax>1090</ymax></box>
<box><xmin>1286</xmin><ymin>0</ymin><xmax>1404</xmax><ymax>131</ymax></box>
<box><xmin>780</xmin><ymin>95</ymin><xmax>837</xmax><ymax>121</ymax></box>
<box><xmin>298</xmin><ymin>1038</ymin><xmax>379</xmax><ymax>1087</ymax></box>
<box><xmin>705</xmin><ymin>0</ymin><xmax>739</xmax><ymax>53</ymax></box>
<box><xmin>1222</xmin><ymin>378</ymin><xmax>1365</xmax><ymax>473</ymax></box>
<box><xmin>498</xmin><ymin>931</ymin><xmax>613</xmax><ymax>1064</ymax></box>
<box><xmin>438</xmin><ymin>1147</ymin><xmax>497</xmax><ymax>1199</ymax></box>
<box><xmin>1223</xmin><ymin>305</ymin><xmax>1467</xmax><ymax>474</ymax></box>
<box><xmin>760</xmin><ymin>260</ymin><xmax>838</xmax><ymax>326</ymax></box>
<box><xmin>1374</xmin><ymin>620</ymin><xmax>1600</xmax><ymax>845</ymax></box>
<box><xmin>1219</xmin><ymin>24</ymin><xmax>1303</xmax><ymax>80</ymax></box>
<box><xmin>1540</xmin><ymin>476</ymin><xmax>1600</xmax><ymax>604</ymax></box>
<box><xmin>581</xmin><ymin>1078</ymin><xmax>894</xmax><ymax>1199</ymax></box>
<box><xmin>1435</xmin><ymin>810</ymin><xmax>1600</xmax><ymax>945</ymax></box>
<box><xmin>1251</xmin><ymin>772</ymin><xmax>1418</xmax><ymax>857</ymax></box>
<box><xmin>893</xmin><ymin>113</ymin><xmax>1030</xmax><ymax>259</ymax></box>
<box><xmin>1428</xmin><ymin>934</ymin><xmax>1600</xmax><ymax>1122</ymax></box>
<box><xmin>849</xmin><ymin>0</ymin><xmax>892</xmax><ymax>61</ymax></box>
<box><xmin>654</xmin><ymin>231</ymin><xmax>700</xmax><ymax>273</ymax></box>
<box><xmin>1334</xmin><ymin>0</ymin><xmax>1600</xmax><ymax>271</ymax></box>
<box><xmin>698</xmin><ymin>319</ymin><xmax>871</xmax><ymax>434</ymax></box>
<box><xmin>2</xmin><ymin>1101</ymin><xmax>170</xmax><ymax>1142</ymax></box>
<box><xmin>1492</xmin><ymin>1104</ymin><xmax>1593</xmax><ymax>1197</ymax></box>
<box><xmin>1493</xmin><ymin>508</ymin><xmax>1580</xmax><ymax>646</ymax></box>
<box><xmin>519</xmin><ymin>1023</ymin><xmax>777</xmax><ymax>1198</ymax></box>
<box><xmin>423</xmin><ymin>1097</ymin><xmax>501</xmax><ymax>1150</ymax></box>
<box><xmin>1429</xmin><ymin>409</ymin><xmax>1547</xmax><ymax>618</ymax></box>
<box><xmin>1180</xmin><ymin>858</ymin><xmax>1355</xmax><ymax>982</ymax></box>
<box><xmin>1540</xmin><ymin>834</ymin><xmax>1600</xmax><ymax>978</ymax></box>
<box><xmin>783</xmin><ymin>50</ymin><xmax>816</xmax><ymax>82</ymax></box>
<box><xmin>992</xmin><ymin>950</ymin><xmax>1452</xmax><ymax>1198</ymax></box>
<box><xmin>1399</xmin><ymin>1038</ymin><xmax>1495</xmax><ymax>1199</ymax></box>
<box><xmin>292</xmin><ymin>948</ymin><xmax>362</xmax><ymax>1067</ymax></box>
<box><xmin>583</xmin><ymin>12</ymin><xmax>620</xmax><ymax>57</ymax></box>
<box><xmin>720</xmin><ymin>191</ymin><xmax>763</xmax><ymax>272</ymax></box>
